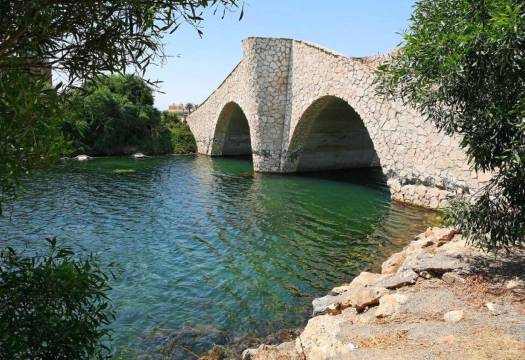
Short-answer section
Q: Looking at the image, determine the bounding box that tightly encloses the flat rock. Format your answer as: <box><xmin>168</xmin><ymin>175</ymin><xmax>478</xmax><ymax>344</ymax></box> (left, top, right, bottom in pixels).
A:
<box><xmin>375</xmin><ymin>269</ymin><xmax>419</xmax><ymax>289</ymax></box>
<box><xmin>312</xmin><ymin>293</ymin><xmax>346</xmax><ymax>316</ymax></box>
<box><xmin>410</xmin><ymin>253</ymin><xmax>467</xmax><ymax>275</ymax></box>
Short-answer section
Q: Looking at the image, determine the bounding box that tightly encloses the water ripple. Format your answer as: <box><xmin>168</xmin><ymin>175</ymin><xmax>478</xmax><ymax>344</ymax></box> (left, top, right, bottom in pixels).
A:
<box><xmin>0</xmin><ymin>156</ymin><xmax>436</xmax><ymax>357</ymax></box>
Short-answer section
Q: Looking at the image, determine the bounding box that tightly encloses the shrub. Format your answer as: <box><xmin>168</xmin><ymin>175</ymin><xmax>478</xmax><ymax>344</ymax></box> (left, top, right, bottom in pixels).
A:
<box><xmin>376</xmin><ymin>0</ymin><xmax>525</xmax><ymax>251</ymax></box>
<box><xmin>0</xmin><ymin>238</ymin><xmax>115</xmax><ymax>359</ymax></box>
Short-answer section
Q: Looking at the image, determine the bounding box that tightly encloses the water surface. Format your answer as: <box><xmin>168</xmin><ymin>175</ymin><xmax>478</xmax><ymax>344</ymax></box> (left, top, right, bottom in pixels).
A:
<box><xmin>0</xmin><ymin>156</ymin><xmax>435</xmax><ymax>357</ymax></box>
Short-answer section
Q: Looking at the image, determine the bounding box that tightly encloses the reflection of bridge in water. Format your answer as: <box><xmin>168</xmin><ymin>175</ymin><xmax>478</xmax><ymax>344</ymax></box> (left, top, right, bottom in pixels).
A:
<box><xmin>187</xmin><ymin>37</ymin><xmax>490</xmax><ymax>208</ymax></box>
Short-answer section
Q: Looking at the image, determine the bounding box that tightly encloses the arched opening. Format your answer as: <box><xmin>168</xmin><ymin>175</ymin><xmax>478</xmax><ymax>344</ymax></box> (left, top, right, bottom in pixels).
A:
<box><xmin>211</xmin><ymin>102</ymin><xmax>252</xmax><ymax>156</ymax></box>
<box><xmin>287</xmin><ymin>96</ymin><xmax>380</xmax><ymax>172</ymax></box>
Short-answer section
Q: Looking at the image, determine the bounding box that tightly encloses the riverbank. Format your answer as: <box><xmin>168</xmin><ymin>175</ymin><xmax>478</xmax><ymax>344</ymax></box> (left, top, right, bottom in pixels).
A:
<box><xmin>238</xmin><ymin>227</ymin><xmax>525</xmax><ymax>360</ymax></box>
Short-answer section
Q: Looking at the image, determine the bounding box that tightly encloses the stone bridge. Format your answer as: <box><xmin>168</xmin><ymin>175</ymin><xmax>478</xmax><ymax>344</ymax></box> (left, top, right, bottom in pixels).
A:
<box><xmin>186</xmin><ymin>37</ymin><xmax>490</xmax><ymax>208</ymax></box>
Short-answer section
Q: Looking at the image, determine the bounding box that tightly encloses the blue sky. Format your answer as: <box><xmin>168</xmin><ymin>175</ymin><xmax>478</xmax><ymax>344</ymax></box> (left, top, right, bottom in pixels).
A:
<box><xmin>148</xmin><ymin>0</ymin><xmax>416</xmax><ymax>110</ymax></box>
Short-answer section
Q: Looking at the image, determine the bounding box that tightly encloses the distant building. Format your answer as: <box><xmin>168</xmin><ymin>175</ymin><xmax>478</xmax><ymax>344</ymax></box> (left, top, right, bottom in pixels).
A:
<box><xmin>168</xmin><ymin>103</ymin><xmax>185</xmax><ymax>113</ymax></box>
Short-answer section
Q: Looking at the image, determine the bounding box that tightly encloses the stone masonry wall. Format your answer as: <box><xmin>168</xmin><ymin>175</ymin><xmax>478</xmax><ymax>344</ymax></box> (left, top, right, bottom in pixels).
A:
<box><xmin>187</xmin><ymin>37</ymin><xmax>491</xmax><ymax>209</ymax></box>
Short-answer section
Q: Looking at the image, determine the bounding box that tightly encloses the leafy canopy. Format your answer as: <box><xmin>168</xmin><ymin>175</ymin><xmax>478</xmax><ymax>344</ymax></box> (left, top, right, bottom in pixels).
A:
<box><xmin>0</xmin><ymin>0</ymin><xmax>243</xmax><ymax>85</ymax></box>
<box><xmin>377</xmin><ymin>0</ymin><xmax>525</xmax><ymax>251</ymax></box>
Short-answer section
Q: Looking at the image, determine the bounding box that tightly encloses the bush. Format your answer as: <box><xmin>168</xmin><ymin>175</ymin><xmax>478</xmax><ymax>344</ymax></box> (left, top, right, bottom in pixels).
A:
<box><xmin>170</xmin><ymin>123</ymin><xmax>197</xmax><ymax>154</ymax></box>
<box><xmin>0</xmin><ymin>238</ymin><xmax>115</xmax><ymax>359</ymax></box>
<box><xmin>377</xmin><ymin>0</ymin><xmax>525</xmax><ymax>251</ymax></box>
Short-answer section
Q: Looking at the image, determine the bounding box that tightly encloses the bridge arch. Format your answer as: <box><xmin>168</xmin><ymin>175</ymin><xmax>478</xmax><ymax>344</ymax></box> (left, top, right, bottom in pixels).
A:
<box><xmin>210</xmin><ymin>102</ymin><xmax>253</xmax><ymax>156</ymax></box>
<box><xmin>187</xmin><ymin>37</ymin><xmax>490</xmax><ymax>208</ymax></box>
<box><xmin>283</xmin><ymin>95</ymin><xmax>380</xmax><ymax>173</ymax></box>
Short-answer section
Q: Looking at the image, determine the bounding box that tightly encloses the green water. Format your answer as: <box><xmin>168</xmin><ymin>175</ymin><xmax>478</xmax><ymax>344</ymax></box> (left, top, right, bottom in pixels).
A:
<box><xmin>0</xmin><ymin>156</ymin><xmax>435</xmax><ymax>358</ymax></box>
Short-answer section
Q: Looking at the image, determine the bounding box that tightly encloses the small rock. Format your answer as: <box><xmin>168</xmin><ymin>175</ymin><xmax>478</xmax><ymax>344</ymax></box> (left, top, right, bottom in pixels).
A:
<box><xmin>330</xmin><ymin>284</ymin><xmax>351</xmax><ymax>295</ymax></box>
<box><xmin>381</xmin><ymin>251</ymin><xmax>405</xmax><ymax>274</ymax></box>
<box><xmin>312</xmin><ymin>294</ymin><xmax>344</xmax><ymax>316</ymax></box>
<box><xmin>425</xmin><ymin>227</ymin><xmax>456</xmax><ymax>243</ymax></box>
<box><xmin>241</xmin><ymin>348</ymin><xmax>257</xmax><ymax>360</ymax></box>
<box><xmin>420</xmin><ymin>271</ymin><xmax>432</xmax><ymax>279</ymax></box>
<box><xmin>74</xmin><ymin>154</ymin><xmax>91</xmax><ymax>161</ymax></box>
<box><xmin>444</xmin><ymin>310</ymin><xmax>464</xmax><ymax>323</ymax></box>
<box><xmin>505</xmin><ymin>279</ymin><xmax>523</xmax><ymax>289</ymax></box>
<box><xmin>375</xmin><ymin>293</ymin><xmax>409</xmax><ymax>318</ymax></box>
<box><xmin>484</xmin><ymin>302</ymin><xmax>506</xmax><ymax>316</ymax></box>
<box><xmin>350</xmin><ymin>286</ymin><xmax>389</xmax><ymax>312</ymax></box>
<box><xmin>442</xmin><ymin>272</ymin><xmax>466</xmax><ymax>285</ymax></box>
<box><xmin>485</xmin><ymin>302</ymin><xmax>496</xmax><ymax>312</ymax></box>
<box><xmin>132</xmin><ymin>152</ymin><xmax>148</xmax><ymax>159</ymax></box>
<box><xmin>346</xmin><ymin>342</ymin><xmax>358</xmax><ymax>351</ymax></box>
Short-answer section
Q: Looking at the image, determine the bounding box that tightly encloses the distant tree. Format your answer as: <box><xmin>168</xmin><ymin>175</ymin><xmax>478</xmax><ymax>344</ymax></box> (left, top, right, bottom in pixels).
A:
<box><xmin>185</xmin><ymin>102</ymin><xmax>196</xmax><ymax>114</ymax></box>
<box><xmin>377</xmin><ymin>0</ymin><xmax>525</xmax><ymax>251</ymax></box>
<box><xmin>161</xmin><ymin>110</ymin><xmax>181</xmax><ymax>127</ymax></box>
<box><xmin>65</xmin><ymin>75</ymin><xmax>163</xmax><ymax>155</ymax></box>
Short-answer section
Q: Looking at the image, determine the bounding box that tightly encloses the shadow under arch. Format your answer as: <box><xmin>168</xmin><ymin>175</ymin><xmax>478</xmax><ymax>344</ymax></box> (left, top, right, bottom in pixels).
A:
<box><xmin>210</xmin><ymin>102</ymin><xmax>253</xmax><ymax>157</ymax></box>
<box><xmin>284</xmin><ymin>95</ymin><xmax>381</xmax><ymax>173</ymax></box>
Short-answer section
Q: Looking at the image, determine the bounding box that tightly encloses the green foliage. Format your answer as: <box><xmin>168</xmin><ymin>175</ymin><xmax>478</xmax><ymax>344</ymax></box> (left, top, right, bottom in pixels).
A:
<box><xmin>0</xmin><ymin>238</ymin><xmax>115</xmax><ymax>359</ymax></box>
<box><xmin>65</xmin><ymin>75</ymin><xmax>165</xmax><ymax>155</ymax></box>
<box><xmin>0</xmin><ymin>71</ymin><xmax>68</xmax><ymax>212</ymax></box>
<box><xmin>377</xmin><ymin>0</ymin><xmax>525</xmax><ymax>251</ymax></box>
<box><xmin>0</xmin><ymin>1</ymin><xmax>243</xmax><ymax>85</ymax></box>
<box><xmin>170</xmin><ymin>123</ymin><xmax>198</xmax><ymax>154</ymax></box>
<box><xmin>65</xmin><ymin>75</ymin><xmax>198</xmax><ymax>156</ymax></box>
<box><xmin>160</xmin><ymin>110</ymin><xmax>181</xmax><ymax>128</ymax></box>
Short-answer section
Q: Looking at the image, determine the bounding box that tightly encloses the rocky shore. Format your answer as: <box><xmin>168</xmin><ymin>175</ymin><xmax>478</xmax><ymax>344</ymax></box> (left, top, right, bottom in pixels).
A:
<box><xmin>241</xmin><ymin>228</ymin><xmax>525</xmax><ymax>360</ymax></box>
